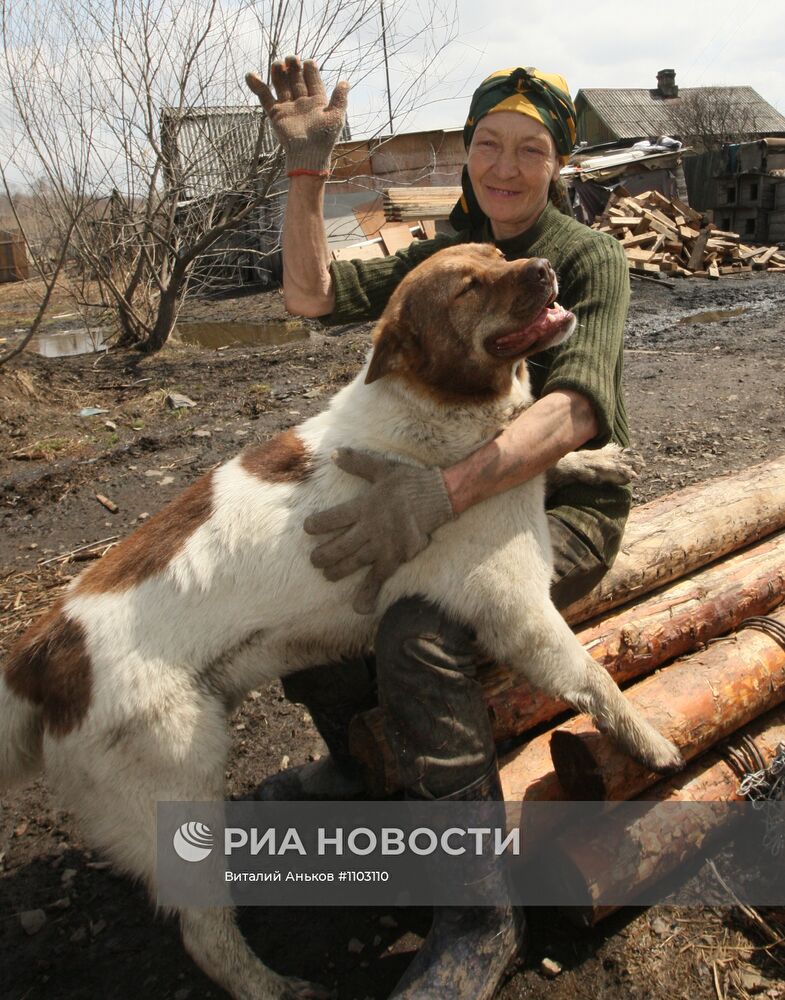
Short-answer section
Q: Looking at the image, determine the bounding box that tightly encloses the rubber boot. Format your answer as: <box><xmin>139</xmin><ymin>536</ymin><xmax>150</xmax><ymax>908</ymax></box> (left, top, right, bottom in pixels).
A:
<box><xmin>254</xmin><ymin>657</ymin><xmax>374</xmax><ymax>801</ymax></box>
<box><xmin>375</xmin><ymin>597</ymin><xmax>526</xmax><ymax>1000</ymax></box>
<box><xmin>389</xmin><ymin>764</ymin><xmax>525</xmax><ymax>1000</ymax></box>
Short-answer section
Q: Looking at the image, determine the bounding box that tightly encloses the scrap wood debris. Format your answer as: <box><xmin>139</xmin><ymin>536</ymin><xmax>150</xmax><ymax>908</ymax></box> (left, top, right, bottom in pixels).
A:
<box><xmin>593</xmin><ymin>189</ymin><xmax>785</xmax><ymax>278</ymax></box>
<box><xmin>0</xmin><ymin>567</ymin><xmax>71</xmax><ymax>647</ymax></box>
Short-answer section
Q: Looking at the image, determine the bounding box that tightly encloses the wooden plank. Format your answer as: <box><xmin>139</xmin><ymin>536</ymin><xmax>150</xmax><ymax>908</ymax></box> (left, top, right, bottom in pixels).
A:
<box><xmin>707</xmin><ymin>260</ymin><xmax>720</xmax><ymax>279</ymax></box>
<box><xmin>379</xmin><ymin>223</ymin><xmax>416</xmax><ymax>255</ymax></box>
<box><xmin>620</xmin><ymin>232</ymin><xmax>657</xmax><ymax>248</ymax></box>
<box><xmin>645</xmin><ymin>217</ymin><xmax>680</xmax><ymax>240</ymax></box>
<box><xmin>669</xmin><ymin>195</ymin><xmax>703</xmax><ymax>223</ymax></box>
<box><xmin>752</xmin><ymin>245</ymin><xmax>779</xmax><ymax>267</ymax></box>
<box><xmin>624</xmin><ymin>248</ymin><xmax>656</xmax><ymax>262</ymax></box>
<box><xmin>353</xmin><ymin>199</ymin><xmax>387</xmax><ymax>239</ymax></box>
<box><xmin>678</xmin><ymin>225</ymin><xmax>700</xmax><ymax>240</ymax></box>
<box><xmin>331</xmin><ymin>241</ymin><xmax>385</xmax><ymax>262</ymax></box>
<box><xmin>687</xmin><ymin>229</ymin><xmax>711</xmax><ymax>270</ymax></box>
<box><xmin>644</xmin><ymin>206</ymin><xmax>680</xmax><ymax>229</ymax></box>
<box><xmin>707</xmin><ymin>228</ymin><xmax>741</xmax><ymax>242</ymax></box>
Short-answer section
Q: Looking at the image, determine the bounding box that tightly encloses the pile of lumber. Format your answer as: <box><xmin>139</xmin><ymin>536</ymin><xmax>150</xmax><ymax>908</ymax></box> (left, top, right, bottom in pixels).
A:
<box><xmin>331</xmin><ymin>220</ymin><xmax>436</xmax><ymax>263</ymax></box>
<box><xmin>348</xmin><ymin>456</ymin><xmax>785</xmax><ymax>920</ymax></box>
<box><xmin>593</xmin><ymin>189</ymin><xmax>785</xmax><ymax>278</ymax></box>
<box><xmin>382</xmin><ymin>186</ymin><xmax>461</xmax><ymax>223</ymax></box>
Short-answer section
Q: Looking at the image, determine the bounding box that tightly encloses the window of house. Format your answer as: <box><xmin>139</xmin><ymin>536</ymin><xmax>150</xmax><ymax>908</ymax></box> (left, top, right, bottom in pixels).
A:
<box><xmin>727</xmin><ymin>187</ymin><xmax>736</xmax><ymax>203</ymax></box>
<box><xmin>745</xmin><ymin>217</ymin><xmax>756</xmax><ymax>234</ymax></box>
<box><xmin>750</xmin><ymin>182</ymin><xmax>759</xmax><ymax>201</ymax></box>
<box><xmin>722</xmin><ymin>217</ymin><xmax>731</xmax><ymax>231</ymax></box>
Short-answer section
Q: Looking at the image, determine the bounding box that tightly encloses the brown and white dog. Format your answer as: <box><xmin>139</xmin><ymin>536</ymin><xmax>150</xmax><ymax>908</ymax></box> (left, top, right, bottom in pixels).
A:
<box><xmin>1</xmin><ymin>245</ymin><xmax>682</xmax><ymax>1000</ymax></box>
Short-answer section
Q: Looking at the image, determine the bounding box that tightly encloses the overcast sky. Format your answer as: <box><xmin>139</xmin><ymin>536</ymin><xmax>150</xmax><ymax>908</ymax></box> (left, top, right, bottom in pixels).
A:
<box><xmin>2</xmin><ymin>0</ymin><xmax>781</xmax><ymax>191</ymax></box>
<box><xmin>350</xmin><ymin>0</ymin><xmax>785</xmax><ymax>136</ymax></box>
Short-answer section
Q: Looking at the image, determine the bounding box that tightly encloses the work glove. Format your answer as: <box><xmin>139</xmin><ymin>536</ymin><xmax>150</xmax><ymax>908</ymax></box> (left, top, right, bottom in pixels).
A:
<box><xmin>245</xmin><ymin>56</ymin><xmax>349</xmax><ymax>176</ymax></box>
<box><xmin>305</xmin><ymin>448</ymin><xmax>455</xmax><ymax>615</ymax></box>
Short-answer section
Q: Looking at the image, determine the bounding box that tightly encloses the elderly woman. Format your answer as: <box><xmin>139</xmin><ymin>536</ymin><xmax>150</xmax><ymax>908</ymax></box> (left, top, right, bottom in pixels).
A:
<box><xmin>247</xmin><ymin>59</ymin><xmax>630</xmax><ymax>1000</ymax></box>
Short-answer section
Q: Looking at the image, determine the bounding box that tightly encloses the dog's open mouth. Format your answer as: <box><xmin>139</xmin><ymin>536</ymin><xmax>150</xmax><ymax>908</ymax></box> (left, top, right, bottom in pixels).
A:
<box><xmin>485</xmin><ymin>303</ymin><xmax>575</xmax><ymax>358</ymax></box>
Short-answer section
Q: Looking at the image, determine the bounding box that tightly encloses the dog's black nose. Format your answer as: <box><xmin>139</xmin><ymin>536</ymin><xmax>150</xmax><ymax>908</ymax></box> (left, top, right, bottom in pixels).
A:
<box><xmin>523</xmin><ymin>258</ymin><xmax>554</xmax><ymax>287</ymax></box>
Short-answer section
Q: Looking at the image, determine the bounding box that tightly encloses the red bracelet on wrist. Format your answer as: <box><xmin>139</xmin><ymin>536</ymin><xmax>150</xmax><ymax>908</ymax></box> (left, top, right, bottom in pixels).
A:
<box><xmin>287</xmin><ymin>168</ymin><xmax>330</xmax><ymax>178</ymax></box>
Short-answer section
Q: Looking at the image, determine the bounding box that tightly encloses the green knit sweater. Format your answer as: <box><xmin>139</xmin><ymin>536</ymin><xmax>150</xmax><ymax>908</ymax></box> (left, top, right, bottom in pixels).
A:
<box><xmin>325</xmin><ymin>202</ymin><xmax>632</xmax><ymax>567</ymax></box>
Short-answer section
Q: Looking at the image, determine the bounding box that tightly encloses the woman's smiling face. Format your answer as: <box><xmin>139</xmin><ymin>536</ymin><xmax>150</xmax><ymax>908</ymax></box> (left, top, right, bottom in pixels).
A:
<box><xmin>466</xmin><ymin>111</ymin><xmax>561</xmax><ymax>240</ymax></box>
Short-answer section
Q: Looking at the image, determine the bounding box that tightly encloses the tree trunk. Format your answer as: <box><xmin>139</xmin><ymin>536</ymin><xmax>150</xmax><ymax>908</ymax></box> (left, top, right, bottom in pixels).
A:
<box><xmin>115</xmin><ymin>299</ymin><xmax>145</xmax><ymax>348</ymax></box>
<box><xmin>140</xmin><ymin>278</ymin><xmax>181</xmax><ymax>353</ymax></box>
<box><xmin>553</xmin><ymin>704</ymin><xmax>785</xmax><ymax>926</ymax></box>
<box><xmin>550</xmin><ymin>605</ymin><xmax>785</xmax><ymax>801</ymax></box>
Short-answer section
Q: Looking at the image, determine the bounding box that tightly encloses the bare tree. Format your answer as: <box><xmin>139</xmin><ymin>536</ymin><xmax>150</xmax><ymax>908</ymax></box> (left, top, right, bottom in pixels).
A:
<box><xmin>0</xmin><ymin>0</ymin><xmax>457</xmax><ymax>353</ymax></box>
<box><xmin>0</xmin><ymin>174</ymin><xmax>77</xmax><ymax>366</ymax></box>
<box><xmin>671</xmin><ymin>88</ymin><xmax>762</xmax><ymax>152</ymax></box>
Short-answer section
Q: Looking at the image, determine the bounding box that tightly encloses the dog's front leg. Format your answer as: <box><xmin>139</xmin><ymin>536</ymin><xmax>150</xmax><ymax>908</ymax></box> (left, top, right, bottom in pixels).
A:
<box><xmin>546</xmin><ymin>444</ymin><xmax>644</xmax><ymax>493</ymax></box>
<box><xmin>180</xmin><ymin>908</ymin><xmax>331</xmax><ymax>1000</ymax></box>
<box><xmin>480</xmin><ymin>604</ymin><xmax>683</xmax><ymax>775</ymax></box>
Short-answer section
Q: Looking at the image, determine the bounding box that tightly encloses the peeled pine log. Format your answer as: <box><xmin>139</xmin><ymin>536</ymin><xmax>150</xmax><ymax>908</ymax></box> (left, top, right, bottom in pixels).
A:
<box><xmin>499</xmin><ymin>726</ymin><xmax>565</xmax><ymax>803</ymax></box>
<box><xmin>487</xmin><ymin>530</ymin><xmax>785</xmax><ymax>741</ymax></box>
<box><xmin>561</xmin><ymin>455</ymin><xmax>785</xmax><ymax>624</ymax></box>
<box><xmin>350</xmin><ymin>531</ymin><xmax>785</xmax><ymax>793</ymax></box>
<box><xmin>550</xmin><ymin>605</ymin><xmax>785</xmax><ymax>801</ymax></box>
<box><xmin>554</xmin><ymin>704</ymin><xmax>785</xmax><ymax>926</ymax></box>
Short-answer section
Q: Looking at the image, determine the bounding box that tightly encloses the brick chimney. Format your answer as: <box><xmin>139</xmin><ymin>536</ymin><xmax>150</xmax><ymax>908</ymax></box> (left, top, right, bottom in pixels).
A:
<box><xmin>656</xmin><ymin>69</ymin><xmax>678</xmax><ymax>98</ymax></box>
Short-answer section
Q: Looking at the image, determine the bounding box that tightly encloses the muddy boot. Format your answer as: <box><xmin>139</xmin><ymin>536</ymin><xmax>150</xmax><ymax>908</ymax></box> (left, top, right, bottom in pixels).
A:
<box><xmin>254</xmin><ymin>657</ymin><xmax>375</xmax><ymax>801</ymax></box>
<box><xmin>390</xmin><ymin>765</ymin><xmax>525</xmax><ymax>1000</ymax></box>
<box><xmin>375</xmin><ymin>597</ymin><xmax>526</xmax><ymax>1000</ymax></box>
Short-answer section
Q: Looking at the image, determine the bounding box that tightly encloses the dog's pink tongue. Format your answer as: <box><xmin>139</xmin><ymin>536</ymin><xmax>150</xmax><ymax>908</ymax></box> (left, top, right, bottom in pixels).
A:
<box><xmin>494</xmin><ymin>302</ymin><xmax>571</xmax><ymax>349</ymax></box>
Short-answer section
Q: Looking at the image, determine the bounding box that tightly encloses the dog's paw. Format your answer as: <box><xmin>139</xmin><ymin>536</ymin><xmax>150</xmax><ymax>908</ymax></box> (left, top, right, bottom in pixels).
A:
<box><xmin>616</xmin><ymin>447</ymin><xmax>645</xmax><ymax>481</ymax></box>
<box><xmin>280</xmin><ymin>976</ymin><xmax>335</xmax><ymax>1000</ymax></box>
<box><xmin>574</xmin><ymin>445</ymin><xmax>644</xmax><ymax>486</ymax></box>
<box><xmin>642</xmin><ymin>735</ymin><xmax>684</xmax><ymax>776</ymax></box>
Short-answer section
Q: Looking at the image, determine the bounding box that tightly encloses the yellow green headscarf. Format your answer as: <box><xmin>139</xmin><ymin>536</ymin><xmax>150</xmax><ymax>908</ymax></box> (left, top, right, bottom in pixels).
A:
<box><xmin>450</xmin><ymin>66</ymin><xmax>577</xmax><ymax>232</ymax></box>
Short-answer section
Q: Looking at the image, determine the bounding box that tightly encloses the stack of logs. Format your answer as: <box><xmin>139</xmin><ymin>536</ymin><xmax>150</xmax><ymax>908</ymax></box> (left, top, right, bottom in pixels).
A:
<box><xmin>592</xmin><ymin>189</ymin><xmax>785</xmax><ymax>278</ymax></box>
<box><xmin>349</xmin><ymin>456</ymin><xmax>785</xmax><ymax>922</ymax></box>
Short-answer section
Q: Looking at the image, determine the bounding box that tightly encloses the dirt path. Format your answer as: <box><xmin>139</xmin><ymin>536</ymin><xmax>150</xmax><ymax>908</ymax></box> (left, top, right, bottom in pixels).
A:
<box><xmin>2</xmin><ymin>272</ymin><xmax>785</xmax><ymax>1000</ymax></box>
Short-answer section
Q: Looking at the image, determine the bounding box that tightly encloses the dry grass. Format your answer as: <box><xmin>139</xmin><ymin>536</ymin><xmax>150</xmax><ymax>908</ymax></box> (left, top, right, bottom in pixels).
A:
<box><xmin>0</xmin><ymin>564</ymin><xmax>71</xmax><ymax>653</ymax></box>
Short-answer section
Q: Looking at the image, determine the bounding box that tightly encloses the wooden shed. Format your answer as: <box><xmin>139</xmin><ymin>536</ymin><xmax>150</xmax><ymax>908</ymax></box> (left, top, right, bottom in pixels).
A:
<box><xmin>0</xmin><ymin>230</ymin><xmax>29</xmax><ymax>282</ymax></box>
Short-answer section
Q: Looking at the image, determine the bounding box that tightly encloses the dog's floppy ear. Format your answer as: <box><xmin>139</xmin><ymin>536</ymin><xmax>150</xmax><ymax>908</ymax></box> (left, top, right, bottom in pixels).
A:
<box><xmin>365</xmin><ymin>308</ymin><xmax>413</xmax><ymax>384</ymax></box>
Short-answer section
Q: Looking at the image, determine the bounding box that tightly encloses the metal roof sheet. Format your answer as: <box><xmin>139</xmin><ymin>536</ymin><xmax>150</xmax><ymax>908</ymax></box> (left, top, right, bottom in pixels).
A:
<box><xmin>576</xmin><ymin>87</ymin><xmax>785</xmax><ymax>139</ymax></box>
<box><xmin>160</xmin><ymin>106</ymin><xmax>278</xmax><ymax>199</ymax></box>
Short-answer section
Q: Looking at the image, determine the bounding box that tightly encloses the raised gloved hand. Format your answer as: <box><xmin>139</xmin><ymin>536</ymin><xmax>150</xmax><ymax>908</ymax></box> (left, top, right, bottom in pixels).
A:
<box><xmin>305</xmin><ymin>448</ymin><xmax>455</xmax><ymax>615</ymax></box>
<box><xmin>245</xmin><ymin>56</ymin><xmax>349</xmax><ymax>176</ymax></box>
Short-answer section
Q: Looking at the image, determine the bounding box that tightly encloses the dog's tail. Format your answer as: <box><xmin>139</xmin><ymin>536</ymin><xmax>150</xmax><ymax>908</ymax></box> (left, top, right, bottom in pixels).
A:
<box><xmin>0</xmin><ymin>673</ymin><xmax>43</xmax><ymax>789</ymax></box>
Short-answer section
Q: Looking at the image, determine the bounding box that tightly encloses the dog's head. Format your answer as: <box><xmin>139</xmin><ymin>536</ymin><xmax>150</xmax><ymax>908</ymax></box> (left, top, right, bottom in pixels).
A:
<box><xmin>365</xmin><ymin>244</ymin><xmax>576</xmax><ymax>403</ymax></box>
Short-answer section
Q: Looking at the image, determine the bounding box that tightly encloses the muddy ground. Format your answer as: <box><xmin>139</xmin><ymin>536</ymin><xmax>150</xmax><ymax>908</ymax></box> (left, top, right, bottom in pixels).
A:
<box><xmin>2</xmin><ymin>271</ymin><xmax>785</xmax><ymax>1000</ymax></box>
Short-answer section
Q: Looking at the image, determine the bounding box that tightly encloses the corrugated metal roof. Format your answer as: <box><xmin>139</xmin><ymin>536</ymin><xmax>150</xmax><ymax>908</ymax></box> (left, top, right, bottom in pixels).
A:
<box><xmin>160</xmin><ymin>106</ymin><xmax>278</xmax><ymax>199</ymax></box>
<box><xmin>576</xmin><ymin>87</ymin><xmax>785</xmax><ymax>140</ymax></box>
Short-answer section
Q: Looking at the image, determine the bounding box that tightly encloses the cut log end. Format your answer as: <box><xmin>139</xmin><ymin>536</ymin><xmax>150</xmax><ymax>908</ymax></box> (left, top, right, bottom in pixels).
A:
<box><xmin>549</xmin><ymin>731</ymin><xmax>607</xmax><ymax>800</ymax></box>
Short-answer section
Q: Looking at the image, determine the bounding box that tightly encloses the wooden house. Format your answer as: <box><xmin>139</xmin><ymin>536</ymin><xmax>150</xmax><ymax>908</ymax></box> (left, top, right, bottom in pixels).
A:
<box><xmin>575</xmin><ymin>70</ymin><xmax>785</xmax><ymax>149</ymax></box>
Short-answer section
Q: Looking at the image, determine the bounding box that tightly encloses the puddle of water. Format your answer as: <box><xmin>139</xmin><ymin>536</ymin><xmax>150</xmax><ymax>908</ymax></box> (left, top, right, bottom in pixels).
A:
<box><xmin>678</xmin><ymin>307</ymin><xmax>748</xmax><ymax>325</ymax></box>
<box><xmin>176</xmin><ymin>320</ymin><xmax>310</xmax><ymax>348</ymax></box>
<box><xmin>31</xmin><ymin>328</ymin><xmax>108</xmax><ymax>357</ymax></box>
